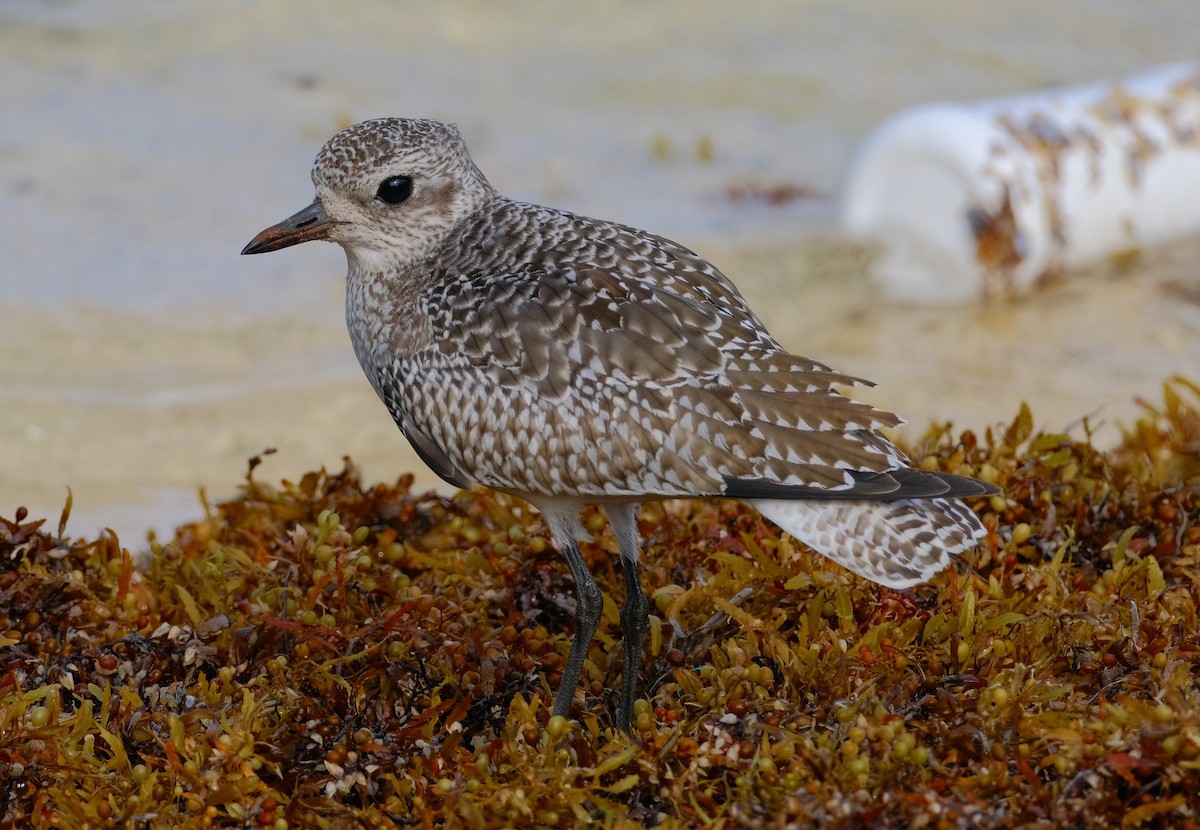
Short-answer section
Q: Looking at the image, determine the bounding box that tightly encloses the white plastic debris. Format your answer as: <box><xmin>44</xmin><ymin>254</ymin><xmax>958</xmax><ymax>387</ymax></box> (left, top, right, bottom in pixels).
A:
<box><xmin>841</xmin><ymin>64</ymin><xmax>1200</xmax><ymax>303</ymax></box>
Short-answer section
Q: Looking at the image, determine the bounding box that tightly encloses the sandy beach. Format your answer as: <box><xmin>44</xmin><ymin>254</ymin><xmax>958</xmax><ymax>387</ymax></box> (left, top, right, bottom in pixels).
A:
<box><xmin>2</xmin><ymin>0</ymin><xmax>1198</xmax><ymax>543</ymax></box>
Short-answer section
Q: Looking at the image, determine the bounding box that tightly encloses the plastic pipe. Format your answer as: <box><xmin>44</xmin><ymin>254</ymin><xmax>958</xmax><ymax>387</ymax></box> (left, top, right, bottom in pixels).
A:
<box><xmin>841</xmin><ymin>64</ymin><xmax>1200</xmax><ymax>302</ymax></box>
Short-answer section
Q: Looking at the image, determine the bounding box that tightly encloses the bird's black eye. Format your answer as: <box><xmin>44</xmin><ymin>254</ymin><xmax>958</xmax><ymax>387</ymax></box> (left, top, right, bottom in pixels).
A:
<box><xmin>376</xmin><ymin>176</ymin><xmax>413</xmax><ymax>205</ymax></box>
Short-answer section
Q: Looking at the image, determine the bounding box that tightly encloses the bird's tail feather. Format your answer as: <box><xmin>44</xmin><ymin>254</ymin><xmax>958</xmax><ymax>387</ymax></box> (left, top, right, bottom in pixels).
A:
<box><xmin>747</xmin><ymin>497</ymin><xmax>987</xmax><ymax>588</ymax></box>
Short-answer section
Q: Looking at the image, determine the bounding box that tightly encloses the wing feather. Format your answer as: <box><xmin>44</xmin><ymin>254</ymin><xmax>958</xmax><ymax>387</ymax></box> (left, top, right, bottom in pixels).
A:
<box><xmin>387</xmin><ymin>206</ymin><xmax>947</xmax><ymax>499</ymax></box>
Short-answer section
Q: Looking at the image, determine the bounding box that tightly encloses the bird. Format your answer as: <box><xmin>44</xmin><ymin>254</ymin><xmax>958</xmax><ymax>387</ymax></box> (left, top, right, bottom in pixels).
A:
<box><xmin>242</xmin><ymin>117</ymin><xmax>998</xmax><ymax>732</ymax></box>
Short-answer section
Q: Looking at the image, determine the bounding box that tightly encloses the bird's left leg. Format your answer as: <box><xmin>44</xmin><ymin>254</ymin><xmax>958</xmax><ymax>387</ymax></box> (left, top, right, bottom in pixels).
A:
<box><xmin>604</xmin><ymin>502</ymin><xmax>648</xmax><ymax>733</ymax></box>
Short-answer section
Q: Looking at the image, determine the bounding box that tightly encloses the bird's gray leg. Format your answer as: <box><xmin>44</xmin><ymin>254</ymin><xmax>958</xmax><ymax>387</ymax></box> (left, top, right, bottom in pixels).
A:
<box><xmin>542</xmin><ymin>510</ymin><xmax>603</xmax><ymax>722</ymax></box>
<box><xmin>604</xmin><ymin>502</ymin><xmax>647</xmax><ymax>733</ymax></box>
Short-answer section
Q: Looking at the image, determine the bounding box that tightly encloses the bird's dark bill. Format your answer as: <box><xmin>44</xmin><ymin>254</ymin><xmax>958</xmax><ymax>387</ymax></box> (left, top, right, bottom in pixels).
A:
<box><xmin>241</xmin><ymin>200</ymin><xmax>337</xmax><ymax>255</ymax></box>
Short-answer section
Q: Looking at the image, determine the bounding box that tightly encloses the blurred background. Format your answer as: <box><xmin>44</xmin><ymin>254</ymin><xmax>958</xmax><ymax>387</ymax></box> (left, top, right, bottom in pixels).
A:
<box><xmin>2</xmin><ymin>0</ymin><xmax>1198</xmax><ymax>544</ymax></box>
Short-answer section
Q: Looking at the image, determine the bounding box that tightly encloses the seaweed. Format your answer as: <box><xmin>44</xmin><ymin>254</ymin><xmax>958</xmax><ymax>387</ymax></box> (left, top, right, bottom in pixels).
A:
<box><xmin>2</xmin><ymin>379</ymin><xmax>1198</xmax><ymax>829</ymax></box>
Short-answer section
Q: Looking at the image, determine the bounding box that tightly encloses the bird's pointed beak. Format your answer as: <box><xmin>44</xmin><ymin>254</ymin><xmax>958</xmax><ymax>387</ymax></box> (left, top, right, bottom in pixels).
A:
<box><xmin>241</xmin><ymin>200</ymin><xmax>339</xmax><ymax>255</ymax></box>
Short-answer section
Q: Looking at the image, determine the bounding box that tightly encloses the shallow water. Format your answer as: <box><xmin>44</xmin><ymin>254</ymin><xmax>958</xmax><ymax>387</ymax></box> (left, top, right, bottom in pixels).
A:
<box><xmin>2</xmin><ymin>0</ymin><xmax>1198</xmax><ymax>542</ymax></box>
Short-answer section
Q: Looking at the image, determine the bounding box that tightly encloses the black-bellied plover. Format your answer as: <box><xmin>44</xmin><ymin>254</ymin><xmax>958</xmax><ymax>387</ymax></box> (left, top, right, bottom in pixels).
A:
<box><xmin>242</xmin><ymin>118</ymin><xmax>998</xmax><ymax>732</ymax></box>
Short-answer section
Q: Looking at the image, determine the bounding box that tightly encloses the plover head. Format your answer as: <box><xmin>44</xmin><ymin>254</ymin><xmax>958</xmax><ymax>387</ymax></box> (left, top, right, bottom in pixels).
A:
<box><xmin>243</xmin><ymin>118</ymin><xmax>495</xmax><ymax>270</ymax></box>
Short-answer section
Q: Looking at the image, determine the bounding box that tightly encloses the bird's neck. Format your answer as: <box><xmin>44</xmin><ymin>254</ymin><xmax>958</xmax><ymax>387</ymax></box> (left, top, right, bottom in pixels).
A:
<box><xmin>341</xmin><ymin>198</ymin><xmax>506</xmax><ymax>390</ymax></box>
<box><xmin>344</xmin><ymin>255</ymin><xmax>434</xmax><ymax>394</ymax></box>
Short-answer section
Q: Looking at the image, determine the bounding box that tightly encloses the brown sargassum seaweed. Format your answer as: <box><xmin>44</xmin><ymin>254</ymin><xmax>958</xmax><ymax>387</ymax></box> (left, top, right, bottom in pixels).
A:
<box><xmin>2</xmin><ymin>379</ymin><xmax>1198</xmax><ymax>829</ymax></box>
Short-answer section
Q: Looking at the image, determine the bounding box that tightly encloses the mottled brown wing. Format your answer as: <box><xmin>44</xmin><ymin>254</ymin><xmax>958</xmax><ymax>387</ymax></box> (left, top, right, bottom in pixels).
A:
<box><xmin>397</xmin><ymin>265</ymin><xmax>911</xmax><ymax>498</ymax></box>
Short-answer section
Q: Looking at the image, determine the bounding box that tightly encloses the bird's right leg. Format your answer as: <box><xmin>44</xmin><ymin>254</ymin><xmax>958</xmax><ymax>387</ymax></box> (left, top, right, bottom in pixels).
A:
<box><xmin>543</xmin><ymin>510</ymin><xmax>603</xmax><ymax>721</ymax></box>
<box><xmin>604</xmin><ymin>502</ymin><xmax>648</xmax><ymax>733</ymax></box>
